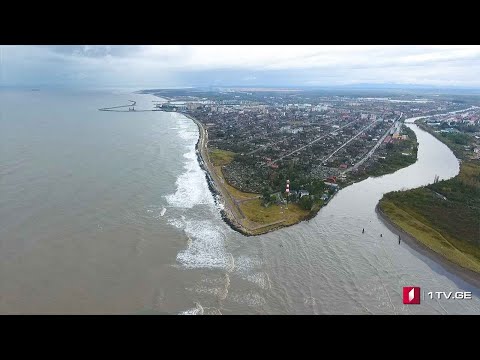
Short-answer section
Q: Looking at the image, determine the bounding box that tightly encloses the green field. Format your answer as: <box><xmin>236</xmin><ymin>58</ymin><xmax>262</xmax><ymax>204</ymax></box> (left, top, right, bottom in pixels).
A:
<box><xmin>208</xmin><ymin>147</ymin><xmax>328</xmax><ymax>234</ymax></box>
<box><xmin>239</xmin><ymin>198</ymin><xmax>310</xmax><ymax>225</ymax></box>
<box><xmin>379</xmin><ymin>160</ymin><xmax>480</xmax><ymax>273</ymax></box>
<box><xmin>209</xmin><ymin>148</ymin><xmax>236</xmax><ymax>166</ymax></box>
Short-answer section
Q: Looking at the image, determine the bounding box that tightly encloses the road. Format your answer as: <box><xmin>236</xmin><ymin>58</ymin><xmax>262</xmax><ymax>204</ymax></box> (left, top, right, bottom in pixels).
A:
<box><xmin>343</xmin><ymin>112</ymin><xmax>403</xmax><ymax>173</ymax></box>
<box><xmin>319</xmin><ymin>120</ymin><xmax>380</xmax><ymax>164</ymax></box>
<box><xmin>269</xmin><ymin>118</ymin><xmax>359</xmax><ymax>164</ymax></box>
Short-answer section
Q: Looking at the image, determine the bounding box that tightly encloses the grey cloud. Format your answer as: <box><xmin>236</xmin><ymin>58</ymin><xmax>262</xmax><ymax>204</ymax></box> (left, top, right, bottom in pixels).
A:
<box><xmin>2</xmin><ymin>45</ymin><xmax>480</xmax><ymax>88</ymax></box>
<box><xmin>40</xmin><ymin>45</ymin><xmax>141</xmax><ymax>58</ymax></box>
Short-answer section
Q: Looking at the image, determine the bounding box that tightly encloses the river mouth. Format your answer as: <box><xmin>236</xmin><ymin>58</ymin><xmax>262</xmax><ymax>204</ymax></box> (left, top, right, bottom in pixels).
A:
<box><xmin>168</xmin><ymin>111</ymin><xmax>479</xmax><ymax>314</ymax></box>
<box><xmin>238</xmin><ymin>116</ymin><xmax>480</xmax><ymax>314</ymax></box>
<box><xmin>1</xmin><ymin>89</ymin><xmax>478</xmax><ymax>315</ymax></box>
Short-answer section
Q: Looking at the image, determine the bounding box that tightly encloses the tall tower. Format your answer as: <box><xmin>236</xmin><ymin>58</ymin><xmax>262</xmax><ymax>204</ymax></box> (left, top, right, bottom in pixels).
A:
<box><xmin>285</xmin><ymin>179</ymin><xmax>290</xmax><ymax>209</ymax></box>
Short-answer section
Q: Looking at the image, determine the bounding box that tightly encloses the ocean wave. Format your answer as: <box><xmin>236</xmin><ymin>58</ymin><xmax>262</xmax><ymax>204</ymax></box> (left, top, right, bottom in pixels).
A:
<box><xmin>167</xmin><ymin>215</ymin><xmax>186</xmax><ymax>229</ymax></box>
<box><xmin>179</xmin><ymin>302</ymin><xmax>204</xmax><ymax>315</ymax></box>
<box><xmin>146</xmin><ymin>205</ymin><xmax>168</xmax><ymax>219</ymax></box>
<box><xmin>233</xmin><ymin>255</ymin><xmax>262</xmax><ymax>274</ymax></box>
<box><xmin>176</xmin><ymin>116</ymin><xmax>198</xmax><ymax>142</ymax></box>
<box><xmin>229</xmin><ymin>292</ymin><xmax>266</xmax><ymax>307</ymax></box>
<box><xmin>165</xmin><ymin>146</ymin><xmax>213</xmax><ymax>209</ymax></box>
<box><xmin>245</xmin><ymin>272</ymin><xmax>272</xmax><ymax>290</ymax></box>
<box><xmin>176</xmin><ymin>219</ymin><xmax>233</xmax><ymax>270</ymax></box>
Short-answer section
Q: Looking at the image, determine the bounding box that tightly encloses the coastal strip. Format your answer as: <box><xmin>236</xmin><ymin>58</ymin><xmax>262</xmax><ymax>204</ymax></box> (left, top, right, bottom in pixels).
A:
<box><xmin>184</xmin><ymin>112</ymin><xmax>321</xmax><ymax>236</ymax></box>
<box><xmin>183</xmin><ymin>113</ymin><xmax>254</xmax><ymax>236</ymax></box>
<box><xmin>375</xmin><ymin>204</ymin><xmax>480</xmax><ymax>289</ymax></box>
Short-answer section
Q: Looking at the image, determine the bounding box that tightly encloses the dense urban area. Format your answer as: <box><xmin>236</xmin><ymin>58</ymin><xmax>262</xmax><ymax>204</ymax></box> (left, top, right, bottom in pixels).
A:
<box><xmin>141</xmin><ymin>87</ymin><xmax>479</xmax><ymax>235</ymax></box>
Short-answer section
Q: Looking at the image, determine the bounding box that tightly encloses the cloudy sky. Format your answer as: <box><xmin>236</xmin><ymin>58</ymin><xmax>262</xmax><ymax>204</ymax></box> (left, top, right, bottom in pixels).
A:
<box><xmin>1</xmin><ymin>45</ymin><xmax>479</xmax><ymax>89</ymax></box>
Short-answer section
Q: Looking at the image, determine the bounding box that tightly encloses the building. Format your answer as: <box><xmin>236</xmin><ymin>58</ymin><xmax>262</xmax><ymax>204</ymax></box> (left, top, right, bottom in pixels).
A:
<box><xmin>298</xmin><ymin>190</ymin><xmax>310</xmax><ymax>198</ymax></box>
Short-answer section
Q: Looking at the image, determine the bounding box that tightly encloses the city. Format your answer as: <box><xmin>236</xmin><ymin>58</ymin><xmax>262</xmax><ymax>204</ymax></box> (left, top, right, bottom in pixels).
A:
<box><xmin>142</xmin><ymin>87</ymin><xmax>477</xmax><ymax>236</ymax></box>
<box><xmin>2</xmin><ymin>45</ymin><xmax>480</xmax><ymax>315</ymax></box>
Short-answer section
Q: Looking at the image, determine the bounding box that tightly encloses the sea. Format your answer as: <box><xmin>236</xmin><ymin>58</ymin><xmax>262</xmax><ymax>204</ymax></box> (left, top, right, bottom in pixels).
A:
<box><xmin>1</xmin><ymin>88</ymin><xmax>479</xmax><ymax>314</ymax></box>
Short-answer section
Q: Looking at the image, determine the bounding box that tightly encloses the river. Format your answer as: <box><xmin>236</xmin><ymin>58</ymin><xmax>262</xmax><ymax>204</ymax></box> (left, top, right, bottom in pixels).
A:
<box><xmin>1</xmin><ymin>90</ymin><xmax>478</xmax><ymax>314</ymax></box>
<box><xmin>252</xmin><ymin>119</ymin><xmax>480</xmax><ymax>314</ymax></box>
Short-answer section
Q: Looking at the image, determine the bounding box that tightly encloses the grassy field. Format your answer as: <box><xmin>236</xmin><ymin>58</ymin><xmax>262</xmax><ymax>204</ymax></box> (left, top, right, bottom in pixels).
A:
<box><xmin>379</xmin><ymin>160</ymin><xmax>480</xmax><ymax>273</ymax></box>
<box><xmin>207</xmin><ymin>147</ymin><xmax>320</xmax><ymax>233</ymax></box>
<box><xmin>209</xmin><ymin>148</ymin><xmax>237</xmax><ymax>166</ymax></box>
<box><xmin>239</xmin><ymin>198</ymin><xmax>310</xmax><ymax>225</ymax></box>
<box><xmin>379</xmin><ymin>198</ymin><xmax>480</xmax><ymax>273</ymax></box>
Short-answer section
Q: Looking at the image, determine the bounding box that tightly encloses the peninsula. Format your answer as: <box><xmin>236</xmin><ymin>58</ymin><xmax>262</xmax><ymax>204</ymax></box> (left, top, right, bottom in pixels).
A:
<box><xmin>140</xmin><ymin>88</ymin><xmax>473</xmax><ymax>235</ymax></box>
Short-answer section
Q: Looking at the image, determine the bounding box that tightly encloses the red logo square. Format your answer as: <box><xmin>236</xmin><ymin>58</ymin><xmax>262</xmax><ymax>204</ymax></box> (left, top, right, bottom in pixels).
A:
<box><xmin>403</xmin><ymin>287</ymin><xmax>421</xmax><ymax>304</ymax></box>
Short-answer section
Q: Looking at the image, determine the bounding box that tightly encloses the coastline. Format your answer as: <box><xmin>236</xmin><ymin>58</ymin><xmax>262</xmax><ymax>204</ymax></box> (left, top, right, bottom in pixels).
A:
<box><xmin>182</xmin><ymin>112</ymin><xmax>325</xmax><ymax>236</ymax></box>
<box><xmin>376</xmin><ymin>203</ymin><xmax>480</xmax><ymax>289</ymax></box>
<box><xmin>183</xmin><ymin>113</ymin><xmax>254</xmax><ymax>236</ymax></box>
<box><xmin>180</xmin><ymin>111</ymin><xmax>418</xmax><ymax>237</ymax></box>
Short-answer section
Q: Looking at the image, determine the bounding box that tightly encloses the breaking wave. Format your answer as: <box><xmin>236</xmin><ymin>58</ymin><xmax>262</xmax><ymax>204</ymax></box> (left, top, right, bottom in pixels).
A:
<box><xmin>176</xmin><ymin>219</ymin><xmax>233</xmax><ymax>270</ymax></box>
<box><xmin>165</xmin><ymin>118</ymin><xmax>213</xmax><ymax>209</ymax></box>
<box><xmin>179</xmin><ymin>302</ymin><xmax>204</xmax><ymax>315</ymax></box>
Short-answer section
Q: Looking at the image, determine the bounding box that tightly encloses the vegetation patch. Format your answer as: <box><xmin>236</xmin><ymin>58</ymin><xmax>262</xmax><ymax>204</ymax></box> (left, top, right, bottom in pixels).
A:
<box><xmin>379</xmin><ymin>198</ymin><xmax>480</xmax><ymax>273</ymax></box>
<box><xmin>379</xmin><ymin>160</ymin><xmax>480</xmax><ymax>273</ymax></box>
<box><xmin>239</xmin><ymin>198</ymin><xmax>310</xmax><ymax>225</ymax></box>
<box><xmin>209</xmin><ymin>148</ymin><xmax>237</xmax><ymax>166</ymax></box>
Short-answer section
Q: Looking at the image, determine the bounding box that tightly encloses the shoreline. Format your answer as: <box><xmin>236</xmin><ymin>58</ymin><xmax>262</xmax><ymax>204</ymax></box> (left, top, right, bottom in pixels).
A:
<box><xmin>183</xmin><ymin>112</ymin><xmax>324</xmax><ymax>236</ymax></box>
<box><xmin>376</xmin><ymin>204</ymin><xmax>480</xmax><ymax>289</ymax></box>
<box><xmin>180</xmin><ymin>111</ymin><xmax>415</xmax><ymax>236</ymax></box>
<box><xmin>183</xmin><ymin>113</ymin><xmax>255</xmax><ymax>236</ymax></box>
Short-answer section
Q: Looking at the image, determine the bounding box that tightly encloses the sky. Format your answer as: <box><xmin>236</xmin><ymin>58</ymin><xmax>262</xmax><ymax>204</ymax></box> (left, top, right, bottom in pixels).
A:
<box><xmin>1</xmin><ymin>45</ymin><xmax>480</xmax><ymax>89</ymax></box>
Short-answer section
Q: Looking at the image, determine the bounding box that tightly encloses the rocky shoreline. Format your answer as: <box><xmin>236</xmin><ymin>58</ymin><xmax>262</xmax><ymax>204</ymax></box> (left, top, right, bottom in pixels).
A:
<box><xmin>376</xmin><ymin>204</ymin><xmax>480</xmax><ymax>289</ymax></box>
<box><xmin>188</xmin><ymin>114</ymin><xmax>254</xmax><ymax>236</ymax></box>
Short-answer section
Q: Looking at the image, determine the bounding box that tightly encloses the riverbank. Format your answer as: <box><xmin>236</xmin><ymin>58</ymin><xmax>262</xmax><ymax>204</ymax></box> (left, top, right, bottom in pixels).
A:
<box><xmin>345</xmin><ymin>124</ymin><xmax>418</xmax><ymax>185</ymax></box>
<box><xmin>376</xmin><ymin>203</ymin><xmax>480</xmax><ymax>289</ymax></box>
<box><xmin>376</xmin><ymin>116</ymin><xmax>480</xmax><ymax>288</ymax></box>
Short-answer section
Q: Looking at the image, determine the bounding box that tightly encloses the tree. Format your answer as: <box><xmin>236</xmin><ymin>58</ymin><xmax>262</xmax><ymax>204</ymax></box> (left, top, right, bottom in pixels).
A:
<box><xmin>262</xmin><ymin>187</ymin><xmax>272</xmax><ymax>206</ymax></box>
<box><xmin>299</xmin><ymin>195</ymin><xmax>314</xmax><ymax>210</ymax></box>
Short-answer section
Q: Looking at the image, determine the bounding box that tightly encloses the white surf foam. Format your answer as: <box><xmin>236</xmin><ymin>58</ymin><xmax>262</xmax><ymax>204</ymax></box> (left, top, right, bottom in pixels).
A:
<box><xmin>234</xmin><ymin>255</ymin><xmax>262</xmax><ymax>274</ymax></box>
<box><xmin>146</xmin><ymin>205</ymin><xmax>168</xmax><ymax>219</ymax></box>
<box><xmin>245</xmin><ymin>272</ymin><xmax>272</xmax><ymax>290</ymax></box>
<box><xmin>176</xmin><ymin>220</ymin><xmax>232</xmax><ymax>270</ymax></box>
<box><xmin>179</xmin><ymin>302</ymin><xmax>204</xmax><ymax>315</ymax></box>
<box><xmin>165</xmin><ymin>126</ymin><xmax>213</xmax><ymax>209</ymax></box>
<box><xmin>230</xmin><ymin>292</ymin><xmax>266</xmax><ymax>307</ymax></box>
<box><xmin>165</xmin><ymin>115</ymin><xmax>239</xmax><ymax>272</ymax></box>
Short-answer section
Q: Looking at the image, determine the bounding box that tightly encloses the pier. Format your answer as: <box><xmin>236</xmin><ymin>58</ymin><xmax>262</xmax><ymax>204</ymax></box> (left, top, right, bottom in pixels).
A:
<box><xmin>99</xmin><ymin>100</ymin><xmax>162</xmax><ymax>112</ymax></box>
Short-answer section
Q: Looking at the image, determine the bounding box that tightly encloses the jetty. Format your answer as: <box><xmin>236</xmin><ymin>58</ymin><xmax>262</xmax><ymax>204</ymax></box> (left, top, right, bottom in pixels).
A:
<box><xmin>99</xmin><ymin>100</ymin><xmax>162</xmax><ymax>112</ymax></box>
